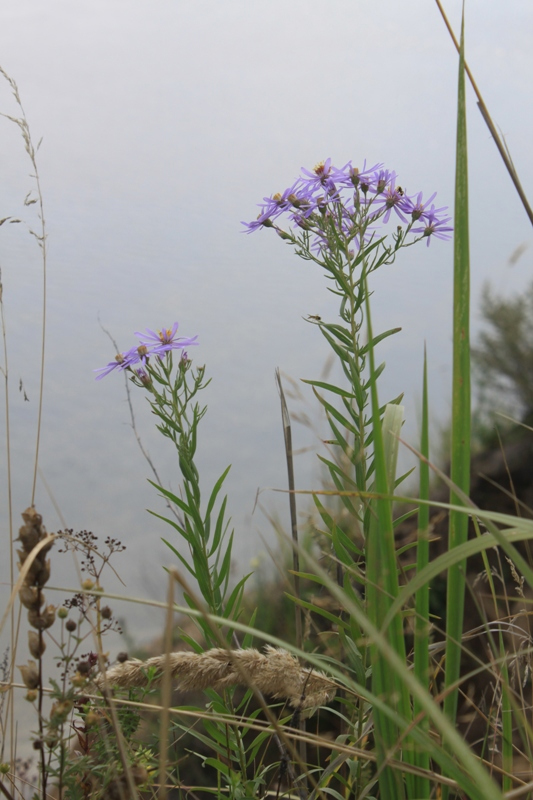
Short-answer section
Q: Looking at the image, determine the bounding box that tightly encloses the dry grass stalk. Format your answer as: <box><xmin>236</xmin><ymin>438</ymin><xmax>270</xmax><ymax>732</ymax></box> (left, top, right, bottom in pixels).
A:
<box><xmin>97</xmin><ymin>646</ymin><xmax>336</xmax><ymax>710</ymax></box>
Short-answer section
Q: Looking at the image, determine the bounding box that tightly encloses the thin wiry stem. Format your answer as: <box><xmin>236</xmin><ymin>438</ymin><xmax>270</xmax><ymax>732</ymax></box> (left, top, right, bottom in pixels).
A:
<box><xmin>0</xmin><ymin>270</ymin><xmax>15</xmax><ymax>773</ymax></box>
<box><xmin>0</xmin><ymin>67</ymin><xmax>48</xmax><ymax>506</ymax></box>
<box><xmin>434</xmin><ymin>0</ymin><xmax>533</xmax><ymax>227</ymax></box>
<box><xmin>275</xmin><ymin>368</ymin><xmax>308</xmax><ymax>783</ymax></box>
<box><xmin>158</xmin><ymin>574</ymin><xmax>175</xmax><ymax>800</ymax></box>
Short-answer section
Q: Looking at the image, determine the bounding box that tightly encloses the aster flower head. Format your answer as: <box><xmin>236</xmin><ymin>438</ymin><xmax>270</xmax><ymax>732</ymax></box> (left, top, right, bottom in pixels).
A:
<box><xmin>300</xmin><ymin>158</ymin><xmax>335</xmax><ymax>193</ymax></box>
<box><xmin>369</xmin><ymin>168</ymin><xmax>397</xmax><ymax>195</ymax></box>
<box><xmin>135</xmin><ymin>323</ymin><xmax>199</xmax><ymax>356</ymax></box>
<box><xmin>331</xmin><ymin>160</ymin><xmax>384</xmax><ymax>192</ymax></box>
<box><xmin>401</xmin><ymin>190</ymin><xmax>437</xmax><ymax>221</ymax></box>
<box><xmin>412</xmin><ymin>210</ymin><xmax>453</xmax><ymax>246</ymax></box>
<box><xmin>95</xmin><ymin>322</ymin><xmax>198</xmax><ymax>380</ymax></box>
<box><xmin>94</xmin><ymin>351</ymin><xmax>130</xmax><ymax>381</ymax></box>
<box><xmin>369</xmin><ymin>178</ymin><xmax>409</xmax><ymax>224</ymax></box>
<box><xmin>241</xmin><ymin>180</ymin><xmax>302</xmax><ymax>233</ymax></box>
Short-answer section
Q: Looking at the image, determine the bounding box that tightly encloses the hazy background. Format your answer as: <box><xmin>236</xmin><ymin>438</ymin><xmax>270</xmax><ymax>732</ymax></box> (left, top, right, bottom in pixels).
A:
<box><xmin>1</xmin><ymin>0</ymin><xmax>532</xmax><ymax>645</ymax></box>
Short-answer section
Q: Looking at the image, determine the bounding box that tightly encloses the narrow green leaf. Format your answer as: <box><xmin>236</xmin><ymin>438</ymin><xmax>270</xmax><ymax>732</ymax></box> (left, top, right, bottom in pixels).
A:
<box><xmin>205</xmin><ymin>464</ymin><xmax>231</xmax><ymax>520</ymax></box>
<box><xmin>359</xmin><ymin>326</ymin><xmax>402</xmax><ymax>357</ymax></box>
<box><xmin>444</xmin><ymin>9</ymin><xmax>471</xmax><ymax>741</ymax></box>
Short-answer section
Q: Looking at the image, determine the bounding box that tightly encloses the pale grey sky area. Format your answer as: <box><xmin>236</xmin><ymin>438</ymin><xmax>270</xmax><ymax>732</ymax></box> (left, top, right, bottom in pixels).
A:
<box><xmin>1</xmin><ymin>0</ymin><xmax>532</xmax><ymax>644</ymax></box>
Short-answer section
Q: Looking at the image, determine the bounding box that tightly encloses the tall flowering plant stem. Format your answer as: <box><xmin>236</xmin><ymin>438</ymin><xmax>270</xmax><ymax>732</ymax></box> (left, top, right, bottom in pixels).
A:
<box><xmin>96</xmin><ymin>325</ymin><xmax>246</xmax><ymax>646</ymax></box>
<box><xmin>443</xmin><ymin>12</ymin><xmax>471</xmax><ymax>744</ymax></box>
<box><xmin>244</xmin><ymin>159</ymin><xmax>452</xmax><ymax>792</ymax></box>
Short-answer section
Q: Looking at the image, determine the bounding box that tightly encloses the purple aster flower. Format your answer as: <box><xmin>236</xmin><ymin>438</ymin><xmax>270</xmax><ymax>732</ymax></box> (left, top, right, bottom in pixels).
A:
<box><xmin>300</xmin><ymin>159</ymin><xmax>337</xmax><ymax>194</ymax></box>
<box><xmin>368</xmin><ymin>168</ymin><xmax>397</xmax><ymax>195</ymax></box>
<box><xmin>135</xmin><ymin>323</ymin><xmax>199</xmax><ymax>356</ymax></box>
<box><xmin>368</xmin><ymin>179</ymin><xmax>409</xmax><ymax>224</ymax></box>
<box><xmin>241</xmin><ymin>181</ymin><xmax>302</xmax><ymax>232</ymax></box>
<box><xmin>94</xmin><ymin>345</ymin><xmax>143</xmax><ymax>380</ymax></box>
<box><xmin>331</xmin><ymin>160</ymin><xmax>384</xmax><ymax>191</ymax></box>
<box><xmin>412</xmin><ymin>213</ymin><xmax>454</xmax><ymax>246</ymax></box>
<box><xmin>241</xmin><ymin>210</ymin><xmax>276</xmax><ymax>233</ymax></box>
<box><xmin>401</xmin><ymin>190</ymin><xmax>437</xmax><ymax>221</ymax></box>
<box><xmin>94</xmin><ymin>352</ymin><xmax>130</xmax><ymax>380</ymax></box>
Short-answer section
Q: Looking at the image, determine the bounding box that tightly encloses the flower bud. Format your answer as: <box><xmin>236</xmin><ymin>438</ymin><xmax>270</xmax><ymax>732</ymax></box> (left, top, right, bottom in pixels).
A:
<box><xmin>28</xmin><ymin>631</ymin><xmax>46</xmax><ymax>658</ymax></box>
<box><xmin>0</xmin><ymin>763</ymin><xmax>10</xmax><ymax>775</ymax></box>
<box><xmin>18</xmin><ymin>660</ymin><xmax>39</xmax><ymax>689</ymax></box>
<box><xmin>26</xmin><ymin>691</ymin><xmax>38</xmax><ymax>703</ymax></box>
<box><xmin>50</xmin><ymin>700</ymin><xmax>73</xmax><ymax>724</ymax></box>
<box><xmin>57</xmin><ymin>607</ymin><xmax>68</xmax><ymax>619</ymax></box>
<box><xmin>81</xmin><ymin>579</ymin><xmax>94</xmax><ymax>591</ymax></box>
<box><xmin>70</xmin><ymin>672</ymin><xmax>87</xmax><ymax>689</ymax></box>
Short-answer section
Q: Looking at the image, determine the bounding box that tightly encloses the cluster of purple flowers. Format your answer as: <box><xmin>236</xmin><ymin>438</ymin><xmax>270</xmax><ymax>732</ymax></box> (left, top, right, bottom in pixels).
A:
<box><xmin>242</xmin><ymin>159</ymin><xmax>452</xmax><ymax>249</ymax></box>
<box><xmin>95</xmin><ymin>323</ymin><xmax>198</xmax><ymax>381</ymax></box>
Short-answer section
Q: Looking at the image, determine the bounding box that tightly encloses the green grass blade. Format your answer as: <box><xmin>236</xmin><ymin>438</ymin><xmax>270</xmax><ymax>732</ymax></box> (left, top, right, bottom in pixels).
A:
<box><xmin>444</xmin><ymin>9</ymin><xmax>471</xmax><ymax>734</ymax></box>
<box><xmin>363</xmin><ymin>284</ymin><xmax>412</xmax><ymax>799</ymax></box>
<box><xmin>413</xmin><ymin>347</ymin><xmax>430</xmax><ymax>799</ymax></box>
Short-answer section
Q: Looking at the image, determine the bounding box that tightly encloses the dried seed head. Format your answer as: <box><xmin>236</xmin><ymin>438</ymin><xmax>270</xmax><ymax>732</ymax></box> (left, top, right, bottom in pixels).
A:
<box><xmin>28</xmin><ymin>631</ymin><xmax>46</xmax><ymax>658</ymax></box>
<box><xmin>117</xmin><ymin>652</ymin><xmax>128</xmax><ymax>663</ymax></box>
<box><xmin>50</xmin><ymin>700</ymin><xmax>73</xmax><ymax>724</ymax></box>
<box><xmin>18</xmin><ymin>524</ymin><xmax>41</xmax><ymax>552</ymax></box>
<box><xmin>21</xmin><ymin>507</ymin><xmax>43</xmax><ymax>527</ymax></box>
<box><xmin>35</xmin><ymin>559</ymin><xmax>51</xmax><ymax>587</ymax></box>
<box><xmin>27</xmin><ymin>604</ymin><xmax>56</xmax><ymax>630</ymax></box>
<box><xmin>65</xmin><ymin>619</ymin><xmax>77</xmax><ymax>632</ymax></box>
<box><xmin>100</xmin><ymin>606</ymin><xmax>112</xmax><ymax>620</ymax></box>
<box><xmin>18</xmin><ymin>660</ymin><xmax>39</xmax><ymax>689</ymax></box>
<box><xmin>19</xmin><ymin>585</ymin><xmax>43</xmax><ymax>610</ymax></box>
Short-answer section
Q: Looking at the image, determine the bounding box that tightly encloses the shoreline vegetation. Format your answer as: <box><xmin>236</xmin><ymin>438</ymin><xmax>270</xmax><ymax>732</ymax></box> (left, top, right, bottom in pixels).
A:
<box><xmin>2</xmin><ymin>8</ymin><xmax>533</xmax><ymax>799</ymax></box>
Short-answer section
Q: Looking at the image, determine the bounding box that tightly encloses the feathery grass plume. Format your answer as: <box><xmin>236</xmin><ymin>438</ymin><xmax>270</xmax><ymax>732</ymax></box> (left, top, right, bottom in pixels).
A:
<box><xmin>97</xmin><ymin>646</ymin><xmax>335</xmax><ymax>710</ymax></box>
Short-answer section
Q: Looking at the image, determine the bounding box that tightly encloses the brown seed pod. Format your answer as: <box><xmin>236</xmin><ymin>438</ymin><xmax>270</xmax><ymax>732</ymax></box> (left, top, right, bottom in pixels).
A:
<box><xmin>18</xmin><ymin>524</ymin><xmax>41</xmax><ymax>552</ymax></box>
<box><xmin>27</xmin><ymin>604</ymin><xmax>56</xmax><ymax>630</ymax></box>
<box><xmin>28</xmin><ymin>631</ymin><xmax>46</xmax><ymax>658</ymax></box>
<box><xmin>19</xmin><ymin>585</ymin><xmax>43</xmax><ymax>610</ymax></box>
<box><xmin>18</xmin><ymin>660</ymin><xmax>39</xmax><ymax>690</ymax></box>
<box><xmin>35</xmin><ymin>559</ymin><xmax>51</xmax><ymax>587</ymax></box>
